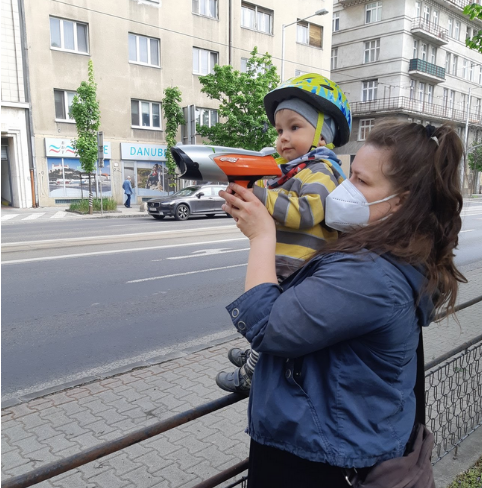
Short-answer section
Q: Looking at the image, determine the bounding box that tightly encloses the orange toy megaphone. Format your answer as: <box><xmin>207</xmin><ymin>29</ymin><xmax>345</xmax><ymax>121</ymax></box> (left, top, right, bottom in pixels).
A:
<box><xmin>171</xmin><ymin>145</ymin><xmax>281</xmax><ymax>188</ymax></box>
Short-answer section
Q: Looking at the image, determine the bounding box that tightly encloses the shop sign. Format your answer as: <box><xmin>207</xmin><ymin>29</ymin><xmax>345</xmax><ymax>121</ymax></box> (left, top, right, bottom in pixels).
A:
<box><xmin>45</xmin><ymin>138</ymin><xmax>111</xmax><ymax>159</ymax></box>
<box><xmin>121</xmin><ymin>143</ymin><xmax>168</xmax><ymax>161</ymax></box>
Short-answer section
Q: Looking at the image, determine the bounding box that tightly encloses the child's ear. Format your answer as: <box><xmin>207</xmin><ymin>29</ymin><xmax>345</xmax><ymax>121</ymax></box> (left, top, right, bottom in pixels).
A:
<box><xmin>317</xmin><ymin>137</ymin><xmax>327</xmax><ymax>147</ymax></box>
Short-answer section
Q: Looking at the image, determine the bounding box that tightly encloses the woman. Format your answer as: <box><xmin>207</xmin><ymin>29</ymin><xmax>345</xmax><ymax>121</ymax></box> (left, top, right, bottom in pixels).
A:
<box><xmin>220</xmin><ymin>121</ymin><xmax>466</xmax><ymax>487</ymax></box>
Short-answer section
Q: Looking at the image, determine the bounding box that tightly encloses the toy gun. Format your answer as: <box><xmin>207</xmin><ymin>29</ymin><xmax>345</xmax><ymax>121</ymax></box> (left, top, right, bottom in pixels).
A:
<box><xmin>171</xmin><ymin>145</ymin><xmax>282</xmax><ymax>188</ymax></box>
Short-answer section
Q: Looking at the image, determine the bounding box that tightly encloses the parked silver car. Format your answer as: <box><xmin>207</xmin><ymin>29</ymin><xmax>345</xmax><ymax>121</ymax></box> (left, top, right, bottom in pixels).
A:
<box><xmin>147</xmin><ymin>184</ymin><xmax>228</xmax><ymax>221</ymax></box>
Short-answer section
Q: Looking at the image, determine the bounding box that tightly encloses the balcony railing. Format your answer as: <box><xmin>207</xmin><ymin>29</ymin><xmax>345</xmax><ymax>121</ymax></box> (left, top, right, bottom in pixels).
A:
<box><xmin>409</xmin><ymin>58</ymin><xmax>445</xmax><ymax>80</ymax></box>
<box><xmin>411</xmin><ymin>17</ymin><xmax>449</xmax><ymax>42</ymax></box>
<box><xmin>350</xmin><ymin>96</ymin><xmax>482</xmax><ymax>126</ymax></box>
<box><xmin>443</xmin><ymin>0</ymin><xmax>479</xmax><ymax>11</ymax></box>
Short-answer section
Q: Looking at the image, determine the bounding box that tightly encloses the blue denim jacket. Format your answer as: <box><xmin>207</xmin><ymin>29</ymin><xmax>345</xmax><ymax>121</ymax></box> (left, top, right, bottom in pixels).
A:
<box><xmin>226</xmin><ymin>252</ymin><xmax>434</xmax><ymax>468</ymax></box>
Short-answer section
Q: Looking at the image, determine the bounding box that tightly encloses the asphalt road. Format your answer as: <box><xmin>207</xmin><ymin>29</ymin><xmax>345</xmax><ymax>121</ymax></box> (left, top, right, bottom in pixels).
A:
<box><xmin>2</xmin><ymin>201</ymin><xmax>482</xmax><ymax>402</ymax></box>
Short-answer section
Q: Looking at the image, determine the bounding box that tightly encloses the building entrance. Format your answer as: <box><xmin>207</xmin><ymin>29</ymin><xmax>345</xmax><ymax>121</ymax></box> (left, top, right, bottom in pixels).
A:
<box><xmin>1</xmin><ymin>139</ymin><xmax>13</xmax><ymax>206</ymax></box>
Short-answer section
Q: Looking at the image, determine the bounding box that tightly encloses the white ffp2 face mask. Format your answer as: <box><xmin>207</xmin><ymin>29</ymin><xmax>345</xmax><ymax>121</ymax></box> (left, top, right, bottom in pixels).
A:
<box><xmin>325</xmin><ymin>180</ymin><xmax>398</xmax><ymax>232</ymax></box>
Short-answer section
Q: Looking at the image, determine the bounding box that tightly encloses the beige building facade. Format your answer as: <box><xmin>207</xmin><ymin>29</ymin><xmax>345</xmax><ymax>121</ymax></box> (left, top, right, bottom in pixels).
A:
<box><xmin>18</xmin><ymin>0</ymin><xmax>333</xmax><ymax>207</ymax></box>
<box><xmin>331</xmin><ymin>0</ymin><xmax>482</xmax><ymax>193</ymax></box>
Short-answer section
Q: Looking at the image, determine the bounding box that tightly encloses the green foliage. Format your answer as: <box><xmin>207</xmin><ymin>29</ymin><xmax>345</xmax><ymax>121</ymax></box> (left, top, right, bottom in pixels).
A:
<box><xmin>197</xmin><ymin>47</ymin><xmax>279</xmax><ymax>151</ymax></box>
<box><xmin>70</xmin><ymin>60</ymin><xmax>101</xmax><ymax>175</ymax></box>
<box><xmin>69</xmin><ymin>198</ymin><xmax>117</xmax><ymax>213</ymax></box>
<box><xmin>463</xmin><ymin>5</ymin><xmax>482</xmax><ymax>53</ymax></box>
<box><xmin>447</xmin><ymin>456</ymin><xmax>482</xmax><ymax>488</ymax></box>
<box><xmin>468</xmin><ymin>140</ymin><xmax>482</xmax><ymax>173</ymax></box>
<box><xmin>162</xmin><ymin>87</ymin><xmax>185</xmax><ymax>188</ymax></box>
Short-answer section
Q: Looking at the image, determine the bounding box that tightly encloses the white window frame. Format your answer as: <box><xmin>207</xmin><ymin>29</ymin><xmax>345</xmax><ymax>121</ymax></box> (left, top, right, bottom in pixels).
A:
<box><xmin>421</xmin><ymin>43</ymin><xmax>427</xmax><ymax>61</ymax></box>
<box><xmin>427</xmin><ymin>85</ymin><xmax>434</xmax><ymax>104</ymax></box>
<box><xmin>296</xmin><ymin>21</ymin><xmax>323</xmax><ymax>48</ymax></box>
<box><xmin>131</xmin><ymin>99</ymin><xmax>162</xmax><ymax>130</ymax></box>
<box><xmin>469</xmin><ymin>63</ymin><xmax>474</xmax><ymax>82</ymax></box>
<box><xmin>364</xmin><ymin>39</ymin><xmax>380</xmax><ymax>63</ymax></box>
<box><xmin>331</xmin><ymin>48</ymin><xmax>338</xmax><ymax>70</ymax></box>
<box><xmin>195</xmin><ymin>107</ymin><xmax>218</xmax><ymax>129</ymax></box>
<box><xmin>193</xmin><ymin>47</ymin><xmax>218</xmax><ymax>75</ymax></box>
<box><xmin>448</xmin><ymin>18</ymin><xmax>453</xmax><ymax>38</ymax></box>
<box><xmin>460</xmin><ymin>93</ymin><xmax>466</xmax><ymax>112</ymax></box>
<box><xmin>333</xmin><ymin>12</ymin><xmax>340</xmax><ymax>32</ymax></box>
<box><xmin>192</xmin><ymin>0</ymin><xmax>218</xmax><ymax>19</ymax></box>
<box><xmin>413</xmin><ymin>39</ymin><xmax>418</xmax><ymax>59</ymax></box>
<box><xmin>454</xmin><ymin>20</ymin><xmax>460</xmax><ymax>40</ymax></box>
<box><xmin>362</xmin><ymin>80</ymin><xmax>378</xmax><ymax>102</ymax></box>
<box><xmin>415</xmin><ymin>1</ymin><xmax>421</xmax><ymax>19</ymax></box>
<box><xmin>432</xmin><ymin>10</ymin><xmax>439</xmax><ymax>26</ymax></box>
<box><xmin>445</xmin><ymin>51</ymin><xmax>450</xmax><ymax>74</ymax></box>
<box><xmin>241</xmin><ymin>3</ymin><xmax>273</xmax><ymax>34</ymax></box>
<box><xmin>476</xmin><ymin>98</ymin><xmax>481</xmax><ymax>118</ymax></box>
<box><xmin>430</xmin><ymin>46</ymin><xmax>436</xmax><ymax>64</ymax></box>
<box><xmin>358</xmin><ymin>119</ymin><xmax>375</xmax><ymax>141</ymax></box>
<box><xmin>479</xmin><ymin>66</ymin><xmax>482</xmax><ymax>85</ymax></box>
<box><xmin>50</xmin><ymin>16</ymin><xmax>89</xmax><ymax>54</ymax></box>
<box><xmin>452</xmin><ymin>55</ymin><xmax>458</xmax><ymax>76</ymax></box>
<box><xmin>418</xmin><ymin>82</ymin><xmax>426</xmax><ymax>102</ymax></box>
<box><xmin>462</xmin><ymin>58</ymin><xmax>467</xmax><ymax>79</ymax></box>
<box><xmin>54</xmin><ymin>89</ymin><xmax>76</xmax><ymax>122</ymax></box>
<box><xmin>128</xmin><ymin>33</ymin><xmax>160</xmax><ymax>67</ymax></box>
<box><xmin>423</xmin><ymin>5</ymin><xmax>430</xmax><ymax>23</ymax></box>
<box><xmin>365</xmin><ymin>2</ymin><xmax>382</xmax><ymax>24</ymax></box>
<box><xmin>410</xmin><ymin>79</ymin><xmax>416</xmax><ymax>100</ymax></box>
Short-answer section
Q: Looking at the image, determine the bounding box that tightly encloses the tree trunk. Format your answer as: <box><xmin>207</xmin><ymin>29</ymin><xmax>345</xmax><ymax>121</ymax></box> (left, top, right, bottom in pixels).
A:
<box><xmin>88</xmin><ymin>174</ymin><xmax>93</xmax><ymax>215</ymax></box>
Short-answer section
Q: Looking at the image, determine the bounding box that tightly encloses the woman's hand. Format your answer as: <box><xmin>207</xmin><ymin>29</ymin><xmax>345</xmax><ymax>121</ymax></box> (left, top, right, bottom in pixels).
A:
<box><xmin>219</xmin><ymin>183</ymin><xmax>276</xmax><ymax>242</ymax></box>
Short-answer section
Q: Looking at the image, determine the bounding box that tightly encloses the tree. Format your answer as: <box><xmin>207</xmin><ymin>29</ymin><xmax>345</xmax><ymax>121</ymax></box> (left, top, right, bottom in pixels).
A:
<box><xmin>162</xmin><ymin>87</ymin><xmax>185</xmax><ymax>192</ymax></box>
<box><xmin>70</xmin><ymin>60</ymin><xmax>101</xmax><ymax>214</ymax></box>
<box><xmin>468</xmin><ymin>140</ymin><xmax>482</xmax><ymax>193</ymax></box>
<box><xmin>463</xmin><ymin>4</ymin><xmax>482</xmax><ymax>53</ymax></box>
<box><xmin>197</xmin><ymin>47</ymin><xmax>279</xmax><ymax>151</ymax></box>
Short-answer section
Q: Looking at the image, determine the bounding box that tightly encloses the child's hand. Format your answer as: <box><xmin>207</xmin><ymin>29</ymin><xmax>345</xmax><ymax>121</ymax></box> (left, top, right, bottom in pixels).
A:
<box><xmin>219</xmin><ymin>183</ymin><xmax>275</xmax><ymax>241</ymax></box>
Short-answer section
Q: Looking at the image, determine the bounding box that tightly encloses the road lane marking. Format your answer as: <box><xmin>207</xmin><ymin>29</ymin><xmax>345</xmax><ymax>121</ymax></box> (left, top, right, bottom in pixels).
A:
<box><xmin>1</xmin><ymin>238</ymin><xmax>247</xmax><ymax>265</ymax></box>
<box><xmin>166</xmin><ymin>248</ymin><xmax>250</xmax><ymax>259</ymax></box>
<box><xmin>51</xmin><ymin>211</ymin><xmax>67</xmax><ymax>219</ymax></box>
<box><xmin>1</xmin><ymin>214</ymin><xmax>20</xmax><ymax>221</ymax></box>
<box><xmin>126</xmin><ymin>264</ymin><xmax>247</xmax><ymax>283</ymax></box>
<box><xmin>21</xmin><ymin>213</ymin><xmax>46</xmax><ymax>221</ymax></box>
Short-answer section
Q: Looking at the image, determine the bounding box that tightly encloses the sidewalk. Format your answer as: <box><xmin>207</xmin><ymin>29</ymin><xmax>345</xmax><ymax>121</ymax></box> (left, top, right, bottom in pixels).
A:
<box><xmin>2</xmin><ymin>269</ymin><xmax>481</xmax><ymax>487</ymax></box>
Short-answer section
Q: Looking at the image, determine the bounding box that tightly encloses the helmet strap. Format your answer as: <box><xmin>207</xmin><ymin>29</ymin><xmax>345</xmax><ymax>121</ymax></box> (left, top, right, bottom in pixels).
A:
<box><xmin>310</xmin><ymin>112</ymin><xmax>324</xmax><ymax>150</ymax></box>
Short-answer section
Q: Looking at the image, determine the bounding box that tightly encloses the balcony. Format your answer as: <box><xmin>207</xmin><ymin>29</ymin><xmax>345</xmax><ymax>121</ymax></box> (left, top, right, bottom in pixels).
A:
<box><xmin>338</xmin><ymin>0</ymin><xmax>372</xmax><ymax>7</ymax></box>
<box><xmin>350</xmin><ymin>96</ymin><xmax>482</xmax><ymax>127</ymax></box>
<box><xmin>442</xmin><ymin>0</ymin><xmax>478</xmax><ymax>15</ymax></box>
<box><xmin>411</xmin><ymin>18</ymin><xmax>448</xmax><ymax>46</ymax></box>
<box><xmin>409</xmin><ymin>58</ymin><xmax>445</xmax><ymax>83</ymax></box>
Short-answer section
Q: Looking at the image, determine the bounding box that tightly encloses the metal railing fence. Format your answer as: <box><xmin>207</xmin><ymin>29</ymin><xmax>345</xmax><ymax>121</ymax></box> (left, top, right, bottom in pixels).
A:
<box><xmin>2</xmin><ymin>296</ymin><xmax>481</xmax><ymax>488</ymax></box>
<box><xmin>411</xmin><ymin>17</ymin><xmax>449</xmax><ymax>41</ymax></box>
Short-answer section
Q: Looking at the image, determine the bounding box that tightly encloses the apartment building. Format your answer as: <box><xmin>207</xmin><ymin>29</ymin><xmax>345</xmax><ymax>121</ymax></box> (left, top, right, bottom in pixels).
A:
<box><xmin>13</xmin><ymin>0</ymin><xmax>332</xmax><ymax>207</ymax></box>
<box><xmin>331</xmin><ymin>0</ymin><xmax>482</xmax><ymax>192</ymax></box>
<box><xmin>1</xmin><ymin>0</ymin><xmax>35</xmax><ymax>208</ymax></box>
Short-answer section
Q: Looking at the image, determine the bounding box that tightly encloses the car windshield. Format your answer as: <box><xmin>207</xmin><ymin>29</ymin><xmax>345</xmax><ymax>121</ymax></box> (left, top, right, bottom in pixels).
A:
<box><xmin>173</xmin><ymin>187</ymin><xmax>201</xmax><ymax>196</ymax></box>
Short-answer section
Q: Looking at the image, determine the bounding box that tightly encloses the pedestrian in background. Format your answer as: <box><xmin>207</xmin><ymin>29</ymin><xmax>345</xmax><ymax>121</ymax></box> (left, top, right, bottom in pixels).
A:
<box><xmin>123</xmin><ymin>175</ymin><xmax>133</xmax><ymax>208</ymax></box>
<box><xmin>220</xmin><ymin>121</ymin><xmax>465</xmax><ymax>487</ymax></box>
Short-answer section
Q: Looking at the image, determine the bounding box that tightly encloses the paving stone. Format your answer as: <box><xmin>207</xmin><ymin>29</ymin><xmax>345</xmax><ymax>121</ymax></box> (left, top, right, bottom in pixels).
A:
<box><xmin>95</xmin><ymin>408</ymin><xmax>128</xmax><ymax>426</ymax></box>
<box><xmin>49</xmin><ymin>392</ymin><xmax>75</xmax><ymax>407</ymax></box>
<box><xmin>70</xmin><ymin>410</ymin><xmax>102</xmax><ymax>426</ymax></box>
<box><xmin>38</xmin><ymin>408</ymin><xmax>71</xmax><ymax>427</ymax></box>
<box><xmin>8</xmin><ymin>403</ymin><xmax>36</xmax><ymax>419</ymax></box>
<box><xmin>151</xmin><ymin>463</ymin><xmax>196</xmax><ymax>488</ymax></box>
<box><xmin>99</xmin><ymin>397</ymin><xmax>138</xmax><ymax>414</ymax></box>
<box><xmin>68</xmin><ymin>432</ymin><xmax>100</xmax><ymax>449</ymax></box>
<box><xmin>99</xmin><ymin>452</ymin><xmax>144</xmax><ymax>476</ymax></box>
<box><xmin>77</xmin><ymin>398</ymin><xmax>111</xmax><ymax>415</ymax></box>
<box><xmin>2</xmin><ymin>423</ymin><xmax>35</xmax><ymax>442</ymax></box>
<box><xmin>30</xmin><ymin>423</ymin><xmax>61</xmax><ymax>441</ymax></box>
<box><xmin>144</xmin><ymin>436</ymin><xmax>183</xmax><ymax>458</ymax></box>
<box><xmin>1</xmin><ymin>448</ymin><xmax>28</xmax><ymax>469</ymax></box>
<box><xmin>120</xmin><ymin>465</ymin><xmax>165</xmax><ymax>487</ymax></box>
<box><xmin>164</xmin><ymin>447</ymin><xmax>203</xmax><ymax>471</ymax></box>
<box><xmin>50</xmin><ymin>470</ymin><xmax>94</xmax><ymax>488</ymax></box>
<box><xmin>15</xmin><ymin>435</ymin><xmax>45</xmax><ymax>456</ymax></box>
<box><xmin>41</xmin><ymin>434</ymin><xmax>79</xmax><ymax>454</ymax></box>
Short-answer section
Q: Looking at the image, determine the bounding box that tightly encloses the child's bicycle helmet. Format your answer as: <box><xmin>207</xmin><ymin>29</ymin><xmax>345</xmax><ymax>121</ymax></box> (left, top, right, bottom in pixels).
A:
<box><xmin>264</xmin><ymin>73</ymin><xmax>352</xmax><ymax>147</ymax></box>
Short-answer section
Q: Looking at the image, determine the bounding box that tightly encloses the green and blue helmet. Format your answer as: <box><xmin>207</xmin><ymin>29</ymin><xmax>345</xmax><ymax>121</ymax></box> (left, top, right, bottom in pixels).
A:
<box><xmin>264</xmin><ymin>73</ymin><xmax>352</xmax><ymax>148</ymax></box>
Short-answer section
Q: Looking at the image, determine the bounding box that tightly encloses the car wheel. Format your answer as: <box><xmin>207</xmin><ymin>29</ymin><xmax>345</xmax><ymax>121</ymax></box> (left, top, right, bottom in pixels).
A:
<box><xmin>152</xmin><ymin>215</ymin><xmax>165</xmax><ymax>220</ymax></box>
<box><xmin>174</xmin><ymin>204</ymin><xmax>190</xmax><ymax>221</ymax></box>
<box><xmin>205</xmin><ymin>214</ymin><xmax>216</xmax><ymax>218</ymax></box>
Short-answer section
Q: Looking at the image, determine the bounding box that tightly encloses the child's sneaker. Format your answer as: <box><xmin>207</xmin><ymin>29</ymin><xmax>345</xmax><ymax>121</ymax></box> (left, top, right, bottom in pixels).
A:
<box><xmin>215</xmin><ymin>365</ymin><xmax>251</xmax><ymax>395</ymax></box>
<box><xmin>227</xmin><ymin>348</ymin><xmax>251</xmax><ymax>368</ymax></box>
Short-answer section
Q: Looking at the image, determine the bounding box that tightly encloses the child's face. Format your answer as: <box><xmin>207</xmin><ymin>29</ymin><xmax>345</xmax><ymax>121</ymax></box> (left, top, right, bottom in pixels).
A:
<box><xmin>275</xmin><ymin>109</ymin><xmax>324</xmax><ymax>161</ymax></box>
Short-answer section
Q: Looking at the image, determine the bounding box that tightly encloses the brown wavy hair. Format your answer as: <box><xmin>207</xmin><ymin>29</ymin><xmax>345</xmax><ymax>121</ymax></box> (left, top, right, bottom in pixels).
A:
<box><xmin>317</xmin><ymin>120</ymin><xmax>467</xmax><ymax>316</ymax></box>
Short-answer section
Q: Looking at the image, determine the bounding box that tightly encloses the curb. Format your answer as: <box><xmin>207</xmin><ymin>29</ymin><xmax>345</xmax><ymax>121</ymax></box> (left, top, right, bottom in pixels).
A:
<box><xmin>1</xmin><ymin>332</ymin><xmax>241</xmax><ymax>410</ymax></box>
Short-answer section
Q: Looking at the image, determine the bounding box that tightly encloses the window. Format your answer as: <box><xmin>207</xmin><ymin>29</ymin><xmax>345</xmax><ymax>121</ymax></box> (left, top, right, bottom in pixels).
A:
<box><xmin>423</xmin><ymin>5</ymin><xmax>430</xmax><ymax>23</ymax></box>
<box><xmin>466</xmin><ymin>26</ymin><xmax>472</xmax><ymax>41</ymax></box>
<box><xmin>240</xmin><ymin>57</ymin><xmax>266</xmax><ymax>76</ymax></box>
<box><xmin>193</xmin><ymin>47</ymin><xmax>218</xmax><ymax>75</ymax></box>
<box><xmin>297</xmin><ymin>21</ymin><xmax>323</xmax><ymax>48</ymax></box>
<box><xmin>421</xmin><ymin>43</ymin><xmax>427</xmax><ymax>61</ymax></box>
<box><xmin>452</xmin><ymin>55</ymin><xmax>458</xmax><ymax>76</ymax></box>
<box><xmin>362</xmin><ymin>80</ymin><xmax>378</xmax><ymax>102</ymax></box>
<box><xmin>445</xmin><ymin>52</ymin><xmax>451</xmax><ymax>74</ymax></box>
<box><xmin>415</xmin><ymin>1</ymin><xmax>421</xmax><ymax>18</ymax></box>
<box><xmin>427</xmin><ymin>85</ymin><xmax>434</xmax><ymax>104</ymax></box>
<box><xmin>131</xmin><ymin>100</ymin><xmax>161</xmax><ymax>129</ymax></box>
<box><xmin>418</xmin><ymin>82</ymin><xmax>425</xmax><ymax>102</ymax></box>
<box><xmin>50</xmin><ymin>17</ymin><xmax>88</xmax><ymax>54</ymax></box>
<box><xmin>462</xmin><ymin>58</ymin><xmax>467</xmax><ymax>78</ymax></box>
<box><xmin>364</xmin><ymin>39</ymin><xmax>380</xmax><ymax>63</ymax></box>
<box><xmin>413</xmin><ymin>39</ymin><xmax>418</xmax><ymax>59</ymax></box>
<box><xmin>331</xmin><ymin>48</ymin><xmax>338</xmax><ymax>70</ymax></box>
<box><xmin>54</xmin><ymin>89</ymin><xmax>76</xmax><ymax>121</ymax></box>
<box><xmin>469</xmin><ymin>63</ymin><xmax>474</xmax><ymax>82</ymax></box>
<box><xmin>410</xmin><ymin>79</ymin><xmax>416</xmax><ymax>100</ymax></box>
<box><xmin>479</xmin><ymin>66</ymin><xmax>482</xmax><ymax>85</ymax></box>
<box><xmin>358</xmin><ymin>119</ymin><xmax>375</xmax><ymax>141</ymax></box>
<box><xmin>432</xmin><ymin>10</ymin><xmax>439</xmax><ymax>26</ymax></box>
<box><xmin>195</xmin><ymin>107</ymin><xmax>218</xmax><ymax>128</ymax></box>
<box><xmin>241</xmin><ymin>3</ymin><xmax>272</xmax><ymax>34</ymax></box>
<box><xmin>476</xmin><ymin>98</ymin><xmax>481</xmax><ymax>118</ymax></box>
<box><xmin>430</xmin><ymin>46</ymin><xmax>436</xmax><ymax>64</ymax></box>
<box><xmin>333</xmin><ymin>12</ymin><xmax>340</xmax><ymax>32</ymax></box>
<box><xmin>365</xmin><ymin>2</ymin><xmax>382</xmax><ymax>24</ymax></box>
<box><xmin>448</xmin><ymin>18</ymin><xmax>453</xmax><ymax>37</ymax></box>
<box><xmin>454</xmin><ymin>20</ymin><xmax>460</xmax><ymax>40</ymax></box>
<box><xmin>192</xmin><ymin>0</ymin><xmax>218</xmax><ymax>18</ymax></box>
<box><xmin>128</xmin><ymin>33</ymin><xmax>160</xmax><ymax>67</ymax></box>
<box><xmin>460</xmin><ymin>93</ymin><xmax>466</xmax><ymax>112</ymax></box>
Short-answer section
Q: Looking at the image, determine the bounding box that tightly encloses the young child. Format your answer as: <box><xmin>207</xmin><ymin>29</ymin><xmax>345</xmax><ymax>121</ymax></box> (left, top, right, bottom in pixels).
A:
<box><xmin>216</xmin><ymin>73</ymin><xmax>352</xmax><ymax>394</ymax></box>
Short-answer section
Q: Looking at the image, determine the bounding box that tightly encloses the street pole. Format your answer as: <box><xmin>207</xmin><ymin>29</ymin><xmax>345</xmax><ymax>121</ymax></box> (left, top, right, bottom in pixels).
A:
<box><xmin>280</xmin><ymin>9</ymin><xmax>329</xmax><ymax>82</ymax></box>
<box><xmin>463</xmin><ymin>87</ymin><xmax>471</xmax><ymax>194</ymax></box>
